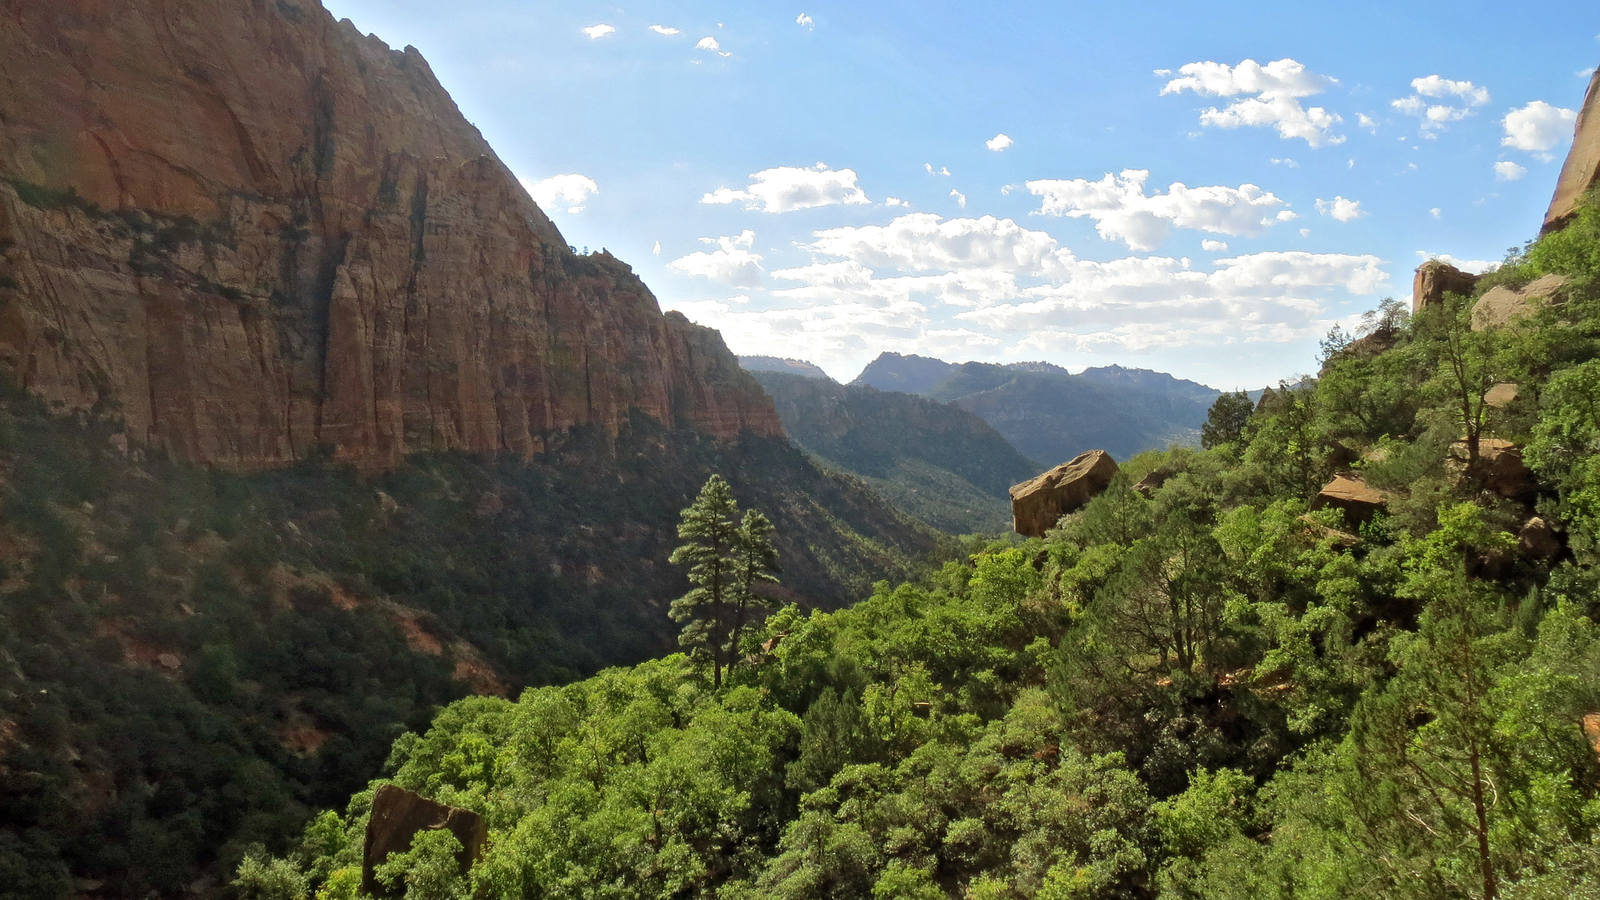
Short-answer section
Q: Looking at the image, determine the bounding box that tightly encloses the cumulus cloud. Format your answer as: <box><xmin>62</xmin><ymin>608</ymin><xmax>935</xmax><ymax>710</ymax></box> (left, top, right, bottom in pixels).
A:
<box><xmin>1026</xmin><ymin>169</ymin><xmax>1292</xmax><ymax>251</ymax></box>
<box><xmin>696</xmin><ymin>36</ymin><xmax>731</xmax><ymax>56</ymax></box>
<box><xmin>950</xmin><ymin>189</ymin><xmax>967</xmax><ymax>208</ymax></box>
<box><xmin>1501</xmin><ymin>100</ymin><xmax>1578</xmax><ymax>155</ymax></box>
<box><xmin>1160</xmin><ymin>58</ymin><xmax>1344</xmax><ymax>147</ymax></box>
<box><xmin>925</xmin><ymin>163</ymin><xmax>951</xmax><ymax>176</ymax></box>
<box><xmin>1358</xmin><ymin>113</ymin><xmax>1377</xmax><ymax>132</ymax></box>
<box><xmin>1430</xmin><ymin>207</ymin><xmax>1442</xmax><ymax>219</ymax></box>
<box><xmin>649</xmin><ymin>24</ymin><xmax>680</xmax><ymax>35</ymax></box>
<box><xmin>519</xmin><ymin>173</ymin><xmax>599</xmax><ymax>214</ymax></box>
<box><xmin>885</xmin><ymin>196</ymin><xmax>909</xmax><ymax>208</ymax></box>
<box><xmin>986</xmin><ymin>133</ymin><xmax>1014</xmax><ymax>152</ymax></box>
<box><xmin>1315</xmin><ymin>196</ymin><xmax>1363</xmax><ymax>222</ymax></box>
<box><xmin>668</xmin><ymin>231</ymin><xmax>764</xmax><ymax>287</ymax></box>
<box><xmin>582</xmin><ymin>24</ymin><xmax>615</xmax><ymax>39</ymax></box>
<box><xmin>796</xmin><ymin>12</ymin><xmax>814</xmax><ymax>29</ymax></box>
<box><xmin>700</xmin><ymin>163</ymin><xmax>869</xmax><ymax>213</ymax></box>
<box><xmin>1270</xmin><ymin>157</ymin><xmax>1299</xmax><ymax>168</ymax></box>
<box><xmin>1414</xmin><ymin>250</ymin><xmax>1500</xmax><ymax>275</ymax></box>
<box><xmin>1494</xmin><ymin>160</ymin><xmax>1528</xmax><ymax>181</ymax></box>
<box><xmin>652</xmin><ymin>240</ymin><xmax>662</xmax><ymax>255</ymax></box>
<box><xmin>1392</xmin><ymin>75</ymin><xmax>1490</xmax><ymax>137</ymax></box>
<box><xmin>803</xmin><ymin>213</ymin><xmax>1073</xmax><ymax>277</ymax></box>
<box><xmin>1201</xmin><ymin>239</ymin><xmax>1229</xmax><ymax>252</ymax></box>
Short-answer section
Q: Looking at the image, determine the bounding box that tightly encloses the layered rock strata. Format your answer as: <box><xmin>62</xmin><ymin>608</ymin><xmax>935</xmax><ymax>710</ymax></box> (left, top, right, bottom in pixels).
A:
<box><xmin>1010</xmin><ymin>450</ymin><xmax>1118</xmax><ymax>537</ymax></box>
<box><xmin>0</xmin><ymin>0</ymin><xmax>780</xmax><ymax>468</ymax></box>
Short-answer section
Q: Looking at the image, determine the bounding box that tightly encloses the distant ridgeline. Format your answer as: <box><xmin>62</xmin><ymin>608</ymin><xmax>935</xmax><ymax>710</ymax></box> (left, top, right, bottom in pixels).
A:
<box><xmin>746</xmin><ymin>369</ymin><xmax>1040</xmax><ymax>534</ymax></box>
<box><xmin>853</xmin><ymin>353</ymin><xmax>1222</xmax><ymax>463</ymax></box>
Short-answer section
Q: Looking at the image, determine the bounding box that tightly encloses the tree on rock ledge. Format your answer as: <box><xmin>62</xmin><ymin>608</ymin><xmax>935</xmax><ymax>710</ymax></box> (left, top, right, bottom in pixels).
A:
<box><xmin>669</xmin><ymin>475</ymin><xmax>781</xmax><ymax>688</ymax></box>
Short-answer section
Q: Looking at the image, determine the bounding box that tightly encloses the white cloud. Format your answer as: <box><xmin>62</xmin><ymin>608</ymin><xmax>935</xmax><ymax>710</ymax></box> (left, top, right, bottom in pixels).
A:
<box><xmin>804</xmin><ymin>213</ymin><xmax>1073</xmax><ymax>277</ymax></box>
<box><xmin>1201</xmin><ymin>239</ymin><xmax>1229</xmax><ymax>252</ymax></box>
<box><xmin>519</xmin><ymin>173</ymin><xmax>599</xmax><ymax>214</ymax></box>
<box><xmin>1270</xmin><ymin>157</ymin><xmax>1299</xmax><ymax>168</ymax></box>
<box><xmin>1161</xmin><ymin>58</ymin><xmax>1344</xmax><ymax>147</ymax></box>
<box><xmin>1299</xmin><ymin>228</ymin><xmax>1311</xmax><ymax>237</ymax></box>
<box><xmin>1315</xmin><ymin>196</ymin><xmax>1363</xmax><ymax>222</ymax></box>
<box><xmin>1358</xmin><ymin>113</ymin><xmax>1377</xmax><ymax>132</ymax></box>
<box><xmin>696</xmin><ymin>36</ymin><xmax>731</xmax><ymax>56</ymax></box>
<box><xmin>796</xmin><ymin>12</ymin><xmax>814</xmax><ymax>29</ymax></box>
<box><xmin>924</xmin><ymin>163</ymin><xmax>951</xmax><ymax>176</ymax></box>
<box><xmin>649</xmin><ymin>24</ymin><xmax>680</xmax><ymax>36</ymax></box>
<box><xmin>652</xmin><ymin>240</ymin><xmax>662</xmax><ymax>255</ymax></box>
<box><xmin>950</xmin><ymin>189</ymin><xmax>967</xmax><ymax>208</ymax></box>
<box><xmin>582</xmin><ymin>24</ymin><xmax>615</xmax><ymax>39</ymax></box>
<box><xmin>1392</xmin><ymin>75</ymin><xmax>1490</xmax><ymax>137</ymax></box>
<box><xmin>699</xmin><ymin>163</ymin><xmax>869</xmax><ymax>213</ymax></box>
<box><xmin>1026</xmin><ymin>169</ymin><xmax>1292</xmax><ymax>251</ymax></box>
<box><xmin>668</xmin><ymin>231</ymin><xmax>764</xmax><ymax>287</ymax></box>
<box><xmin>1494</xmin><ymin>160</ymin><xmax>1528</xmax><ymax>181</ymax></box>
<box><xmin>1430</xmin><ymin>207</ymin><xmax>1442</xmax><ymax>219</ymax></box>
<box><xmin>885</xmin><ymin>196</ymin><xmax>909</xmax><ymax>208</ymax></box>
<box><xmin>1501</xmin><ymin>100</ymin><xmax>1578</xmax><ymax>155</ymax></box>
<box><xmin>986</xmin><ymin>133</ymin><xmax>1014</xmax><ymax>152</ymax></box>
<box><xmin>1580</xmin><ymin>67</ymin><xmax>1597</xmax><ymax>79</ymax></box>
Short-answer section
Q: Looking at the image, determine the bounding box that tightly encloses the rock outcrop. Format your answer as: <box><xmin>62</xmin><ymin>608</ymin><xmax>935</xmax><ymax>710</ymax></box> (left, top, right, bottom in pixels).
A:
<box><xmin>1009</xmin><ymin>450</ymin><xmax>1118</xmax><ymax>537</ymax></box>
<box><xmin>1544</xmin><ymin>66</ymin><xmax>1600</xmax><ymax>234</ymax></box>
<box><xmin>1471</xmin><ymin>274</ymin><xmax>1569</xmax><ymax>331</ymax></box>
<box><xmin>1454</xmin><ymin>437</ymin><xmax>1535</xmax><ymax>500</ymax></box>
<box><xmin>362</xmin><ymin>784</ymin><xmax>487</xmax><ymax>897</ymax></box>
<box><xmin>1313</xmin><ymin>474</ymin><xmax>1389</xmax><ymax>527</ymax></box>
<box><xmin>1412</xmin><ymin>260</ymin><xmax>1480</xmax><ymax>314</ymax></box>
<box><xmin>0</xmin><ymin>0</ymin><xmax>781</xmax><ymax>469</ymax></box>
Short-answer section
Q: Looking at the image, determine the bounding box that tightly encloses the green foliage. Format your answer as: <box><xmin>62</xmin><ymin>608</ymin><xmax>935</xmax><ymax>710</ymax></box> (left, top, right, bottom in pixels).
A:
<box><xmin>233</xmin><ymin>848</ymin><xmax>310</xmax><ymax>900</ymax></box>
<box><xmin>1201</xmin><ymin>391</ymin><xmax>1253</xmax><ymax>449</ymax></box>
<box><xmin>373</xmin><ymin>829</ymin><xmax>468</xmax><ymax>900</ymax></box>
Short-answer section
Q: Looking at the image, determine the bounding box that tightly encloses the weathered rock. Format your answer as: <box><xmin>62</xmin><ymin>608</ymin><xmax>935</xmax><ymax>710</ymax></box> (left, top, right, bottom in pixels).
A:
<box><xmin>0</xmin><ymin>0</ymin><xmax>782</xmax><ymax>469</ymax></box>
<box><xmin>1454</xmin><ymin>437</ymin><xmax>1535</xmax><ymax>500</ymax></box>
<box><xmin>1132</xmin><ymin>467</ymin><xmax>1173</xmax><ymax>497</ymax></box>
<box><xmin>1484</xmin><ymin>382</ymin><xmax>1520</xmax><ymax>409</ymax></box>
<box><xmin>1412</xmin><ymin>260</ymin><xmax>1480</xmax><ymax>314</ymax></box>
<box><xmin>1313</xmin><ymin>474</ymin><xmax>1389</xmax><ymax>527</ymax></box>
<box><xmin>1519</xmin><ymin>516</ymin><xmax>1562</xmax><ymax>560</ymax></box>
<box><xmin>1297</xmin><ymin>514</ymin><xmax>1359</xmax><ymax>548</ymax></box>
<box><xmin>1009</xmin><ymin>450</ymin><xmax>1118</xmax><ymax>537</ymax></box>
<box><xmin>1544</xmin><ymin>67</ymin><xmax>1600</xmax><ymax>234</ymax></box>
<box><xmin>362</xmin><ymin>784</ymin><xmax>487</xmax><ymax>897</ymax></box>
<box><xmin>1471</xmin><ymin>274</ymin><xmax>1569</xmax><ymax>331</ymax></box>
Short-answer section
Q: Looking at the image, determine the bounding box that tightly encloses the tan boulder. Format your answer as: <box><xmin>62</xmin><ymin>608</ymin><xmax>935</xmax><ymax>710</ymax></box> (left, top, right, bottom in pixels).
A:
<box><xmin>1313</xmin><ymin>474</ymin><xmax>1389</xmax><ymax>527</ymax></box>
<box><xmin>1544</xmin><ymin>67</ymin><xmax>1600</xmax><ymax>234</ymax></box>
<box><xmin>1471</xmin><ymin>274</ymin><xmax>1569</xmax><ymax>331</ymax></box>
<box><xmin>362</xmin><ymin>784</ymin><xmax>487</xmax><ymax>897</ymax></box>
<box><xmin>1519</xmin><ymin>516</ymin><xmax>1562</xmax><ymax>560</ymax></box>
<box><xmin>1412</xmin><ymin>260</ymin><xmax>1480</xmax><ymax>314</ymax></box>
<box><xmin>1010</xmin><ymin>450</ymin><xmax>1118</xmax><ymax>537</ymax></box>
<box><xmin>1484</xmin><ymin>383</ymin><xmax>1520</xmax><ymax>409</ymax></box>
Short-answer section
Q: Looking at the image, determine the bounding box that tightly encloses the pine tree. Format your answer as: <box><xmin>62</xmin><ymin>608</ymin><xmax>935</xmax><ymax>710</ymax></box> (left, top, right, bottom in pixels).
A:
<box><xmin>668</xmin><ymin>476</ymin><xmax>780</xmax><ymax>688</ymax></box>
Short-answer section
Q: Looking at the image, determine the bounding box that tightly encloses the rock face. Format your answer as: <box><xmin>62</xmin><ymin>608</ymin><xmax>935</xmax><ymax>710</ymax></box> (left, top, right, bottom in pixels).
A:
<box><xmin>1544</xmin><ymin>66</ymin><xmax>1600</xmax><ymax>234</ymax></box>
<box><xmin>0</xmin><ymin>0</ymin><xmax>781</xmax><ymax>469</ymax></box>
<box><xmin>1010</xmin><ymin>450</ymin><xmax>1118</xmax><ymax>537</ymax></box>
<box><xmin>1456</xmin><ymin>437</ymin><xmax>1535</xmax><ymax>500</ymax></box>
<box><xmin>1471</xmin><ymin>274</ymin><xmax>1569</xmax><ymax>331</ymax></box>
<box><xmin>362</xmin><ymin>784</ymin><xmax>487</xmax><ymax>896</ymax></box>
<box><xmin>1412</xmin><ymin>260</ymin><xmax>1480</xmax><ymax>314</ymax></box>
<box><xmin>1313</xmin><ymin>474</ymin><xmax>1388</xmax><ymax>527</ymax></box>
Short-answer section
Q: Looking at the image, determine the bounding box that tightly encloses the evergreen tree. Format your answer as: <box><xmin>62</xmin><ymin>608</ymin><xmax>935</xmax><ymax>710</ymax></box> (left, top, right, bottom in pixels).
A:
<box><xmin>1201</xmin><ymin>391</ymin><xmax>1254</xmax><ymax>449</ymax></box>
<box><xmin>669</xmin><ymin>475</ymin><xmax>780</xmax><ymax>688</ymax></box>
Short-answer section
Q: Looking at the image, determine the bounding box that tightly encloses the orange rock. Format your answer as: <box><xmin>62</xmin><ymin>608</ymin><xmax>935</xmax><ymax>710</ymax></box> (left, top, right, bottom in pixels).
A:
<box><xmin>1411</xmin><ymin>260</ymin><xmax>1479</xmax><ymax>315</ymax></box>
<box><xmin>0</xmin><ymin>1</ymin><xmax>781</xmax><ymax>469</ymax></box>
<box><xmin>1313</xmin><ymin>474</ymin><xmax>1389</xmax><ymax>527</ymax></box>
<box><xmin>1009</xmin><ymin>450</ymin><xmax>1118</xmax><ymax>537</ymax></box>
<box><xmin>1544</xmin><ymin>68</ymin><xmax>1600</xmax><ymax>234</ymax></box>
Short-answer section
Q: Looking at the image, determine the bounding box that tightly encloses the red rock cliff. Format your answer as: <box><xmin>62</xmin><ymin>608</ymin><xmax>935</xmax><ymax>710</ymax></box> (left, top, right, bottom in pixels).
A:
<box><xmin>0</xmin><ymin>0</ymin><xmax>782</xmax><ymax>467</ymax></box>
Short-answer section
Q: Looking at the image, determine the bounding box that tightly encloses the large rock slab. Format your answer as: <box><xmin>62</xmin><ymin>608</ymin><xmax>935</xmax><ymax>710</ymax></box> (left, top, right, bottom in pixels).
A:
<box><xmin>1412</xmin><ymin>260</ymin><xmax>1480</xmax><ymax>315</ymax></box>
<box><xmin>1313</xmin><ymin>474</ymin><xmax>1389</xmax><ymax>527</ymax></box>
<box><xmin>1010</xmin><ymin>450</ymin><xmax>1118</xmax><ymax>537</ymax></box>
<box><xmin>1470</xmin><ymin>274</ymin><xmax>1568</xmax><ymax>331</ymax></box>
<box><xmin>1544</xmin><ymin>67</ymin><xmax>1600</xmax><ymax>234</ymax></box>
<box><xmin>0</xmin><ymin>1</ymin><xmax>782</xmax><ymax>469</ymax></box>
<box><xmin>362</xmin><ymin>784</ymin><xmax>487</xmax><ymax>897</ymax></box>
<box><xmin>1453</xmin><ymin>437</ymin><xmax>1535</xmax><ymax>500</ymax></box>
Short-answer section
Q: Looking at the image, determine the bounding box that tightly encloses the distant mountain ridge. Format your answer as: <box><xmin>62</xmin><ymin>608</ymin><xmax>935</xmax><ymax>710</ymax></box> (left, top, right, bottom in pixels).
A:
<box><xmin>739</xmin><ymin>356</ymin><xmax>832</xmax><ymax>380</ymax></box>
<box><xmin>749</xmin><ymin>370</ymin><xmax>1040</xmax><ymax>534</ymax></box>
<box><xmin>853</xmin><ymin>352</ymin><xmax>1221</xmax><ymax>464</ymax></box>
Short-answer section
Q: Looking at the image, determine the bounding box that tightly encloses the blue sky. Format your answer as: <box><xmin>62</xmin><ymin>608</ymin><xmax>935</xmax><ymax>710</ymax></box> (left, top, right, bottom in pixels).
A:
<box><xmin>322</xmin><ymin>0</ymin><xmax>1598</xmax><ymax>389</ymax></box>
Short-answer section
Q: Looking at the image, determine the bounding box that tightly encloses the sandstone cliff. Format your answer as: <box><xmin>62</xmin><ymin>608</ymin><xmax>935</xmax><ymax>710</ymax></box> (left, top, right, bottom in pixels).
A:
<box><xmin>1545</xmin><ymin>66</ymin><xmax>1600</xmax><ymax>233</ymax></box>
<box><xmin>0</xmin><ymin>0</ymin><xmax>781</xmax><ymax>468</ymax></box>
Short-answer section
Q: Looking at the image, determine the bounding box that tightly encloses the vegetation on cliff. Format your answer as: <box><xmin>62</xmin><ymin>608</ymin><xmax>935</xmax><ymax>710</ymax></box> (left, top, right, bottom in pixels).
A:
<box><xmin>263</xmin><ymin>196</ymin><xmax>1600</xmax><ymax>899</ymax></box>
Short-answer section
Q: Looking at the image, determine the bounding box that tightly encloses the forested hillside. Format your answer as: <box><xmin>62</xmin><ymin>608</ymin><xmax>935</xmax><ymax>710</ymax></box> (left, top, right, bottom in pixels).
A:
<box><xmin>749</xmin><ymin>371</ymin><xmax>1040</xmax><ymax>534</ymax></box>
<box><xmin>258</xmin><ymin>193</ymin><xmax>1600</xmax><ymax>898</ymax></box>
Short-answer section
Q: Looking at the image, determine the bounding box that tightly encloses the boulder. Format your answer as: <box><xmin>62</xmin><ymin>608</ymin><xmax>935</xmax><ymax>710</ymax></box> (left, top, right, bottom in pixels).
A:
<box><xmin>1471</xmin><ymin>274</ymin><xmax>1569</xmax><ymax>331</ymax></box>
<box><xmin>1009</xmin><ymin>450</ymin><xmax>1118</xmax><ymax>537</ymax></box>
<box><xmin>1454</xmin><ymin>437</ymin><xmax>1535</xmax><ymax>500</ymax></box>
<box><xmin>1132</xmin><ymin>467</ymin><xmax>1174</xmax><ymax>497</ymax></box>
<box><xmin>1484</xmin><ymin>382</ymin><xmax>1520</xmax><ymax>409</ymax></box>
<box><xmin>1519</xmin><ymin>516</ymin><xmax>1562</xmax><ymax>561</ymax></box>
<box><xmin>1544</xmin><ymin>67</ymin><xmax>1600</xmax><ymax>234</ymax></box>
<box><xmin>1313</xmin><ymin>474</ymin><xmax>1389</xmax><ymax>527</ymax></box>
<box><xmin>1412</xmin><ymin>260</ymin><xmax>1480</xmax><ymax>314</ymax></box>
<box><xmin>362</xmin><ymin>784</ymin><xmax>488</xmax><ymax>897</ymax></box>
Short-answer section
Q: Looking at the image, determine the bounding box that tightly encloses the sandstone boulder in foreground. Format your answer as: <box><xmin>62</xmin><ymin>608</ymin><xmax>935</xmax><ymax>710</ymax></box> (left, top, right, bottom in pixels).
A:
<box><xmin>362</xmin><ymin>784</ymin><xmax>487</xmax><ymax>897</ymax></box>
<box><xmin>1313</xmin><ymin>473</ymin><xmax>1389</xmax><ymax>527</ymax></box>
<box><xmin>1010</xmin><ymin>450</ymin><xmax>1118</xmax><ymax>537</ymax></box>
